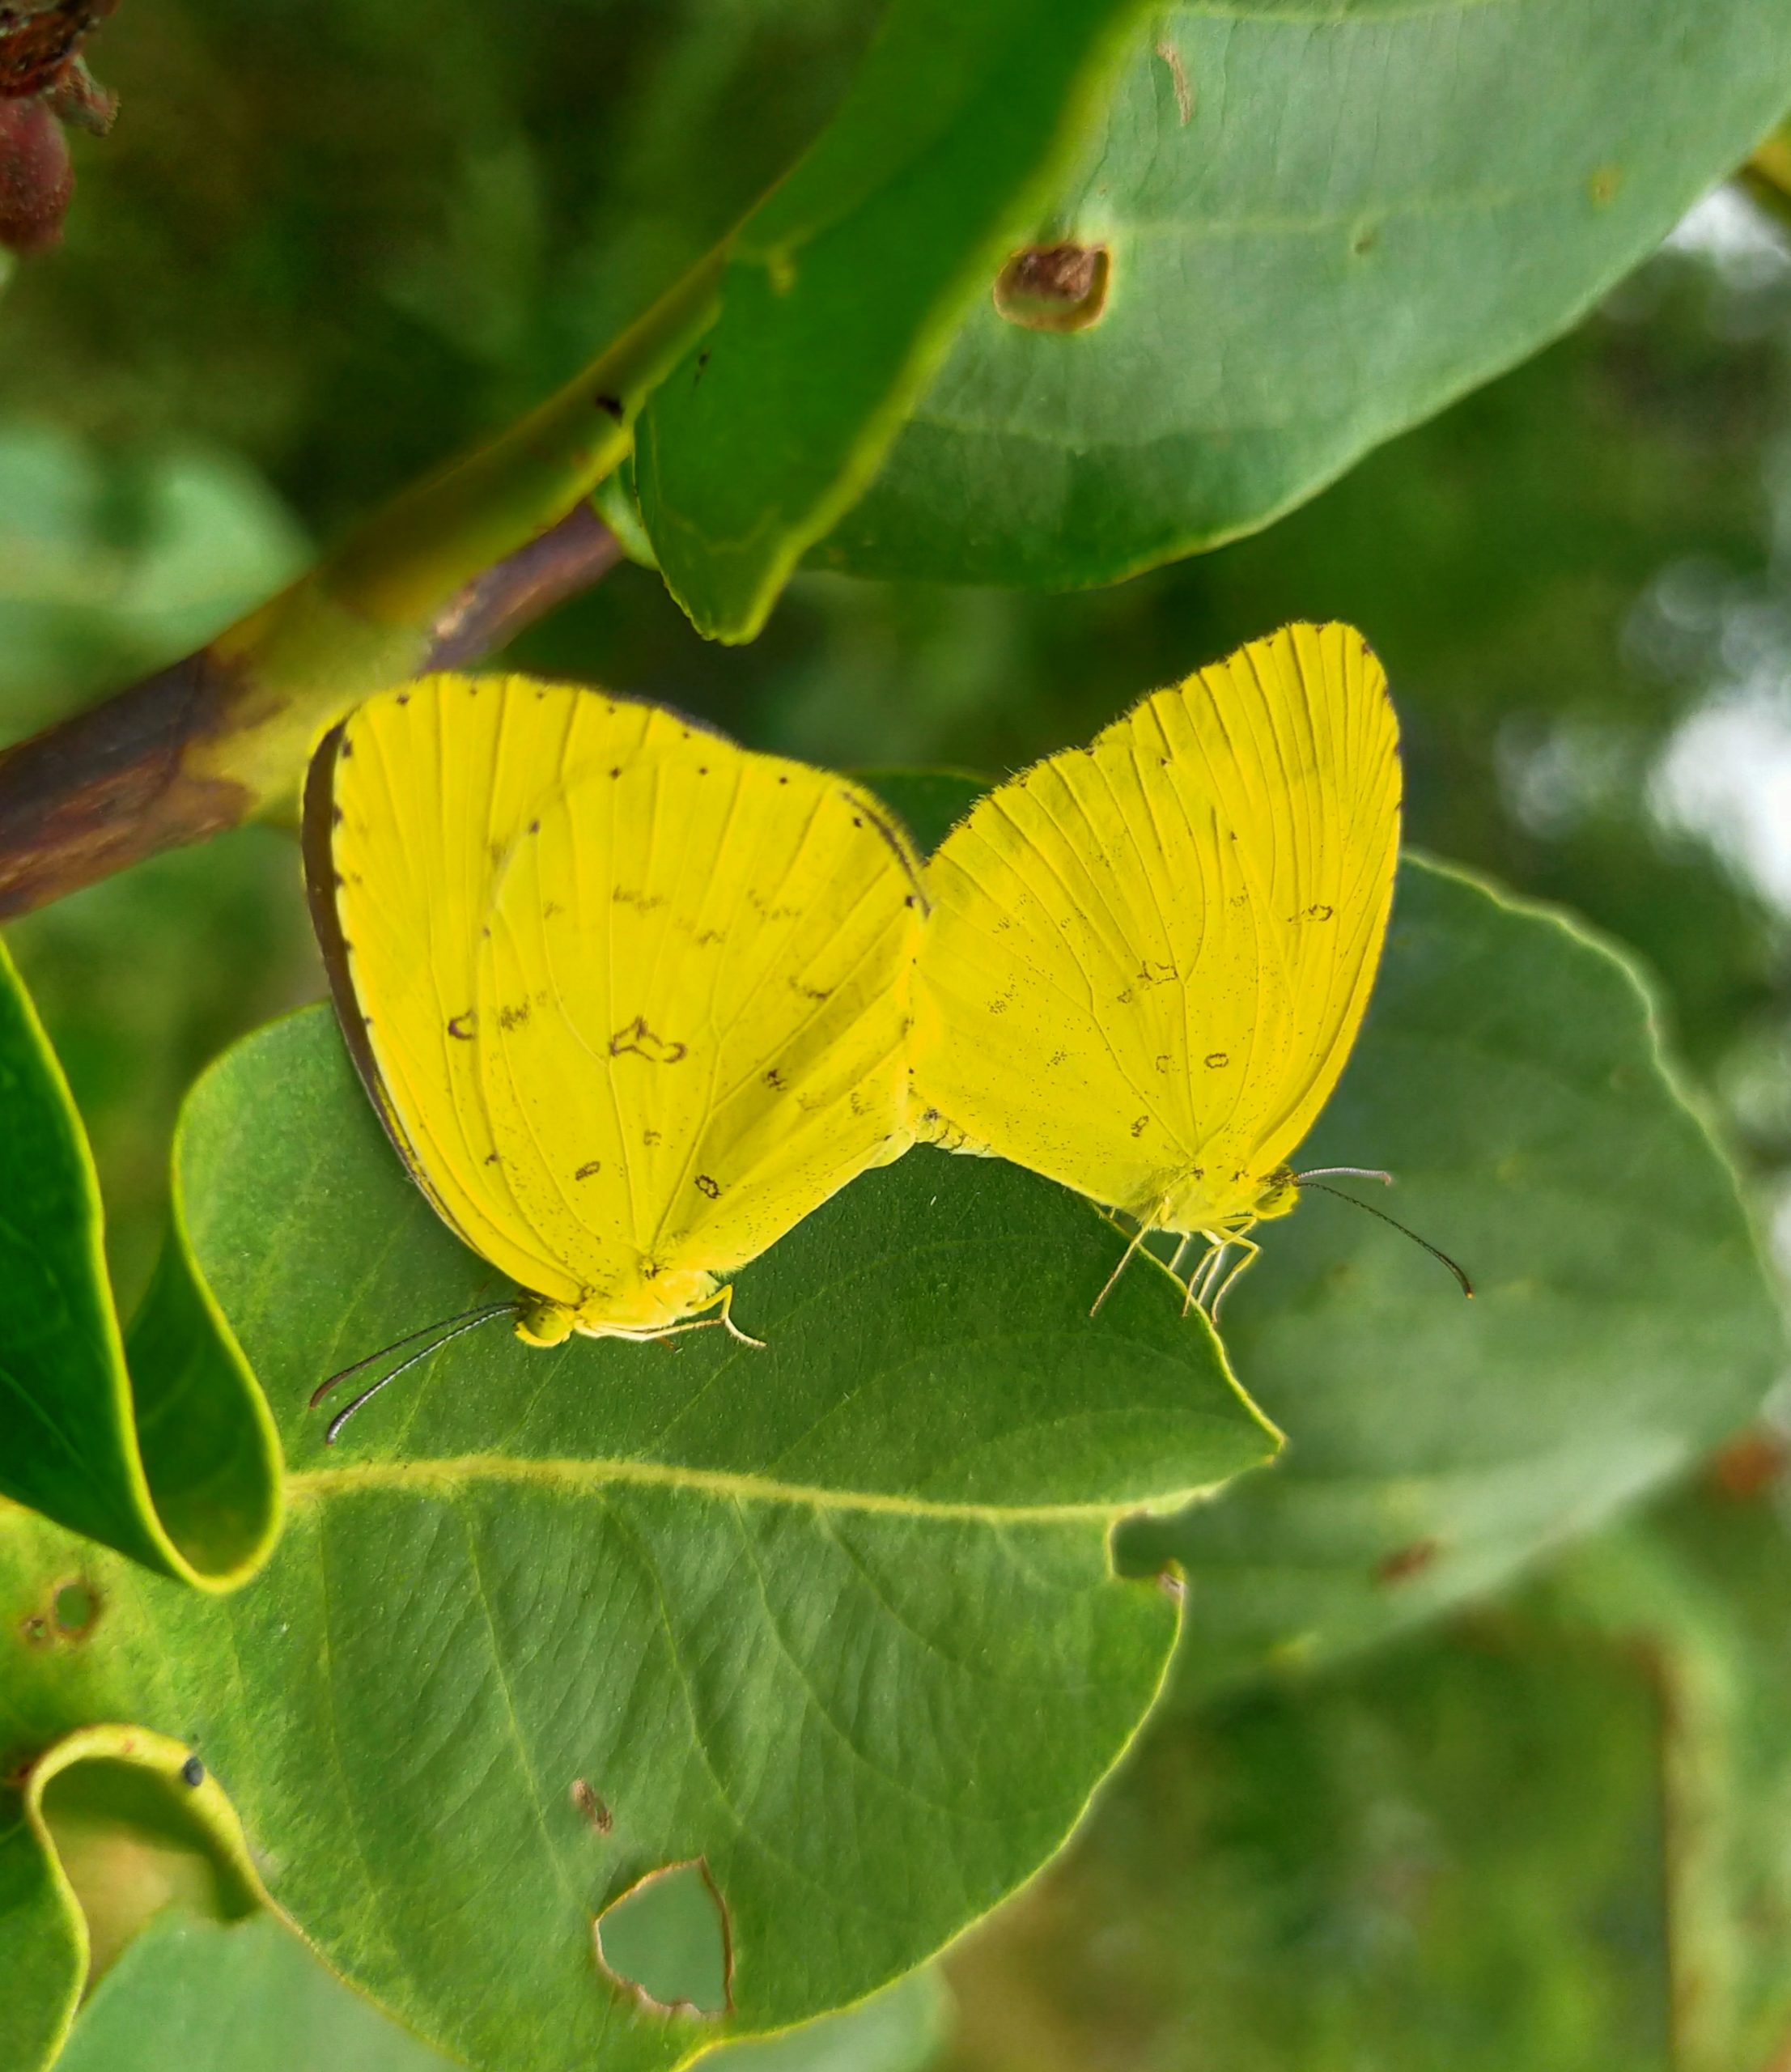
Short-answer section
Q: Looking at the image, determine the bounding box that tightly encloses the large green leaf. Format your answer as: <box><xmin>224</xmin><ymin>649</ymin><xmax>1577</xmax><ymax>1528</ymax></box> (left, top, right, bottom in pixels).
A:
<box><xmin>0</xmin><ymin>937</ymin><xmax>281</xmax><ymax>1590</ymax></box>
<box><xmin>816</xmin><ymin>0</ymin><xmax>1791</xmax><ymax>588</ymax></box>
<box><xmin>1118</xmin><ymin>860</ymin><xmax>1786</xmax><ymax>1688</ymax></box>
<box><xmin>0</xmin><ymin>1005</ymin><xmax>1269</xmax><ymax>2072</ymax></box>
<box><xmin>633</xmin><ymin>0</ymin><xmax>1154</xmax><ymax>639</ymax></box>
<box><xmin>53</xmin><ymin>1906</ymin><xmax>947</xmax><ymax>2072</ymax></box>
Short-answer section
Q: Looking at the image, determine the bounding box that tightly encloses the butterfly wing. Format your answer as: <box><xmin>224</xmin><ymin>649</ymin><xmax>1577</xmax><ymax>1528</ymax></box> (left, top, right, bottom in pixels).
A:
<box><xmin>474</xmin><ymin>711</ymin><xmax>925</xmax><ymax>1325</ymax></box>
<box><xmin>306</xmin><ymin>674</ymin><xmax>594</xmax><ymax>1306</ymax></box>
<box><xmin>910</xmin><ymin>623</ymin><xmax>1400</xmax><ymax>1229</ymax></box>
<box><xmin>308</xmin><ymin>675</ymin><xmax>927</xmax><ymax>1331</ymax></box>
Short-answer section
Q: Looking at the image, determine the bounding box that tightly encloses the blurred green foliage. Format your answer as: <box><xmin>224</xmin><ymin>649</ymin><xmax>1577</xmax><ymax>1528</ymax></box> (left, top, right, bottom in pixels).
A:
<box><xmin>5</xmin><ymin>5</ymin><xmax>1791</xmax><ymax>2065</ymax></box>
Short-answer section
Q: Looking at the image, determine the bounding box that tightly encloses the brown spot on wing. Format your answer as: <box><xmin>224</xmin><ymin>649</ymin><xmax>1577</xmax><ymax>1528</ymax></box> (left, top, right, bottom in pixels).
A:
<box><xmin>609</xmin><ymin>1018</ymin><xmax>686</xmax><ymax>1064</ymax></box>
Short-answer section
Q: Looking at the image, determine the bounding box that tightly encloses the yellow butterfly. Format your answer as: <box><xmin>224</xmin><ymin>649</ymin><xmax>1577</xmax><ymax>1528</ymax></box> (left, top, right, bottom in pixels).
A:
<box><xmin>910</xmin><ymin>623</ymin><xmax>1466</xmax><ymax>1318</ymax></box>
<box><xmin>303</xmin><ymin>673</ymin><xmax>927</xmax><ymax>1437</ymax></box>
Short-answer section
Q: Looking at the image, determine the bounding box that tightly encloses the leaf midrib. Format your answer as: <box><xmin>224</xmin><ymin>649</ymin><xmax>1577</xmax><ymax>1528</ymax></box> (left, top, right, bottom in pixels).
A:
<box><xmin>286</xmin><ymin>1454</ymin><xmax>1220</xmax><ymax>1523</ymax></box>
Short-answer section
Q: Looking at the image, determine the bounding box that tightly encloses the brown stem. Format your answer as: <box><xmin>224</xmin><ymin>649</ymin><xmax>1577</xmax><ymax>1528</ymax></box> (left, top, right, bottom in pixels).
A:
<box><xmin>0</xmin><ymin>507</ymin><xmax>622</xmax><ymax>921</ymax></box>
<box><xmin>418</xmin><ymin>501</ymin><xmax>622</xmax><ymax>672</ymax></box>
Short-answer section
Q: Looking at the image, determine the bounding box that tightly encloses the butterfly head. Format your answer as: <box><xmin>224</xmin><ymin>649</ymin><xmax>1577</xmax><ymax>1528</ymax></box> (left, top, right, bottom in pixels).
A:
<box><xmin>514</xmin><ymin>1294</ymin><xmax>576</xmax><ymax>1347</ymax></box>
<box><xmin>1250</xmin><ymin>1167</ymin><xmax>1301</xmax><ymax>1223</ymax></box>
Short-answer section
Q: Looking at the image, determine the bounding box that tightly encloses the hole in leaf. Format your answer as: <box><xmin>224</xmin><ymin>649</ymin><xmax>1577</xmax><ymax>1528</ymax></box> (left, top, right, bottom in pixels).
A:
<box><xmin>994</xmin><ymin>241</ymin><xmax>1111</xmax><ymax>333</ymax></box>
<box><xmin>53</xmin><ymin>1580</ymin><xmax>100</xmax><ymax>1638</ymax></box>
<box><xmin>594</xmin><ymin>1859</ymin><xmax>731</xmax><ymax>2018</ymax></box>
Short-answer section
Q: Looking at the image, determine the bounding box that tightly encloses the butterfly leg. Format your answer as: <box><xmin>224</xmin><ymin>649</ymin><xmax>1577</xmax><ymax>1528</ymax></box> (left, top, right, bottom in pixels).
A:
<box><xmin>1091</xmin><ymin>1204</ymin><xmax>1166</xmax><ymax>1315</ymax></box>
<box><xmin>710</xmin><ymin>1282</ymin><xmax>766</xmax><ymax>1349</ymax></box>
<box><xmin>1184</xmin><ymin>1233</ymin><xmax>1231</xmax><ymax>1317</ymax></box>
<box><xmin>1207</xmin><ymin>1236</ymin><xmax>1263</xmax><ymax>1323</ymax></box>
<box><xmin>633</xmin><ymin>1284</ymin><xmax>766</xmax><ymax>1350</ymax></box>
<box><xmin>1176</xmin><ymin>1234</ymin><xmax>1219</xmax><ymax>1317</ymax></box>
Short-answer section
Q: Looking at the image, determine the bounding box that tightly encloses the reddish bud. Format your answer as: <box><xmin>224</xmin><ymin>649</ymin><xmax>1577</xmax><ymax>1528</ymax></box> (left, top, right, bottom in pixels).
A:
<box><xmin>0</xmin><ymin>94</ymin><xmax>72</xmax><ymax>253</ymax></box>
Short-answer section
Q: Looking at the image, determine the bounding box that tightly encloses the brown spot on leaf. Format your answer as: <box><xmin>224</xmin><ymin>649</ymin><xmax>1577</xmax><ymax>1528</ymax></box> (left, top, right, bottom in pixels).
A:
<box><xmin>694</xmin><ymin>1174</ymin><xmax>720</xmax><ymax>1199</ymax></box>
<box><xmin>1131</xmin><ymin>1115</ymin><xmax>1149</xmax><ymax>1137</ymax></box>
<box><xmin>1205</xmin><ymin>1051</ymin><xmax>1229</xmax><ymax>1068</ymax></box>
<box><xmin>574</xmin><ymin>1160</ymin><xmax>602</xmax><ymax>1181</ymax></box>
<box><xmin>448</xmin><ymin>1012</ymin><xmax>477</xmax><ymax>1040</ymax></box>
<box><xmin>1155</xmin><ymin>36</ymin><xmax>1192</xmax><ymax>123</ymax></box>
<box><xmin>1708</xmin><ymin>1426</ymin><xmax>1788</xmax><ymax>1502</ymax></box>
<box><xmin>19</xmin><ymin>1576</ymin><xmax>100</xmax><ymax>1647</ymax></box>
<box><xmin>1375</xmin><ymin>1539</ymin><xmax>1441</xmax><ymax>1586</ymax></box>
<box><xmin>994</xmin><ymin>240</ymin><xmax>1111</xmax><ymax>333</ymax></box>
<box><xmin>571</xmin><ymin>1778</ymin><xmax>613</xmax><ymax>1832</ymax></box>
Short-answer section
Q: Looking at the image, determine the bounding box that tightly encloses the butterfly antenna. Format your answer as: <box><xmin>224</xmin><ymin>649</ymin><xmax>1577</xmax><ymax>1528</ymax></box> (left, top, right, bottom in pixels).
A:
<box><xmin>1297</xmin><ymin>1179</ymin><xmax>1474</xmax><ymax>1298</ymax></box>
<box><xmin>310</xmin><ymin>1302</ymin><xmax>517</xmax><ymax>1407</ymax></box>
<box><xmin>314</xmin><ymin>1306</ymin><xmax>516</xmax><ymax>1445</ymax></box>
<box><xmin>1295</xmin><ymin>1166</ymin><xmax>1394</xmax><ymax>1186</ymax></box>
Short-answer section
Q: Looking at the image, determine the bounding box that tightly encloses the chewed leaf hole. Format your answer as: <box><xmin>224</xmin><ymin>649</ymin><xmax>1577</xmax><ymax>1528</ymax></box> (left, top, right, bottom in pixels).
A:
<box><xmin>53</xmin><ymin>1580</ymin><xmax>100</xmax><ymax>1638</ymax></box>
<box><xmin>594</xmin><ymin>1859</ymin><xmax>731</xmax><ymax>2018</ymax></box>
<box><xmin>994</xmin><ymin>240</ymin><xmax>1111</xmax><ymax>333</ymax></box>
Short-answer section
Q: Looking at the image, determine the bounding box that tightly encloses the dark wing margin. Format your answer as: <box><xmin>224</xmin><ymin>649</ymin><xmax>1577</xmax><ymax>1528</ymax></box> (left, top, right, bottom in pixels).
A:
<box><xmin>299</xmin><ymin>716</ymin><xmax>477</xmax><ymax>1248</ymax></box>
<box><xmin>838</xmin><ymin>781</ymin><xmax>931</xmax><ymax>915</ymax></box>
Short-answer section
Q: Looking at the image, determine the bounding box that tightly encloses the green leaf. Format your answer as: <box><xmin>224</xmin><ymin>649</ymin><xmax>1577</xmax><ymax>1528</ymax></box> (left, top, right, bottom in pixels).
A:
<box><xmin>0</xmin><ymin>1718</ymin><xmax>264</xmax><ymax>2072</ymax></box>
<box><xmin>52</xmin><ymin>1905</ymin><xmax>947</xmax><ymax>2072</ymax></box>
<box><xmin>700</xmin><ymin>1970</ymin><xmax>949</xmax><ymax>2072</ymax></box>
<box><xmin>0</xmin><ymin>937</ymin><xmax>281</xmax><ymax>1590</ymax></box>
<box><xmin>0</xmin><ymin>1004</ymin><xmax>1271</xmax><ymax>2072</ymax></box>
<box><xmin>57</xmin><ymin>1911</ymin><xmax>453</xmax><ymax>2072</ymax></box>
<box><xmin>1117</xmin><ymin>859</ymin><xmax>1786</xmax><ymax>1689</ymax></box>
<box><xmin>634</xmin><ymin>0</ymin><xmax>1155</xmax><ymax>640</ymax></box>
<box><xmin>816</xmin><ymin>0</ymin><xmax>1791</xmax><ymax>588</ymax></box>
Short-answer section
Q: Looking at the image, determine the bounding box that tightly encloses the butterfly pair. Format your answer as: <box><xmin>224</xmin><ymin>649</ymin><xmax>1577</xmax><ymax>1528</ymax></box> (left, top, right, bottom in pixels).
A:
<box><xmin>306</xmin><ymin>624</ymin><xmax>1451</xmax><ymax>1441</ymax></box>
